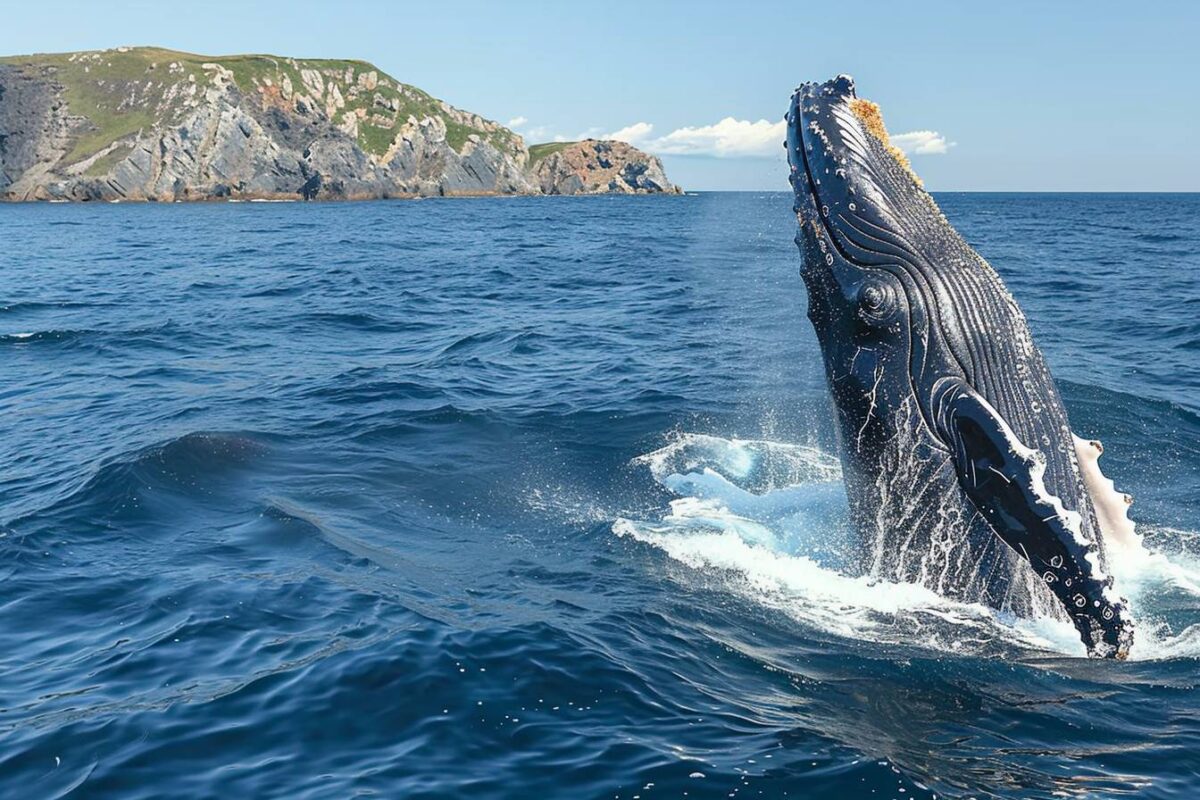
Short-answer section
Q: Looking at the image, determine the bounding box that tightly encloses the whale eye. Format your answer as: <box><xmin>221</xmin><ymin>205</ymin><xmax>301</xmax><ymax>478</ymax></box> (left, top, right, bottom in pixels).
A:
<box><xmin>856</xmin><ymin>279</ymin><xmax>898</xmax><ymax>326</ymax></box>
<box><xmin>861</xmin><ymin>285</ymin><xmax>884</xmax><ymax>311</ymax></box>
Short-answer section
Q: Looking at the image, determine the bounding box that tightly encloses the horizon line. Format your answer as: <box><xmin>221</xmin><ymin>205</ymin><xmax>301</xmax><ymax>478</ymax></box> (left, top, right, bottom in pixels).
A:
<box><xmin>685</xmin><ymin>189</ymin><xmax>1200</xmax><ymax>194</ymax></box>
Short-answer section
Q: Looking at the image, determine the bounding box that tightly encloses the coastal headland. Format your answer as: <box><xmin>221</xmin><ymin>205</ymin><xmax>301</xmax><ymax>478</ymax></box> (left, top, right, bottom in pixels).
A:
<box><xmin>0</xmin><ymin>47</ymin><xmax>681</xmax><ymax>202</ymax></box>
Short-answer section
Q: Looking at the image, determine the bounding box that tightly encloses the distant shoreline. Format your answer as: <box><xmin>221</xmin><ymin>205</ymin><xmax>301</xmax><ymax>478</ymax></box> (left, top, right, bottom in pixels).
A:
<box><xmin>2</xmin><ymin>190</ymin><xmax>1193</xmax><ymax>205</ymax></box>
<box><xmin>1</xmin><ymin>191</ymin><xmax>695</xmax><ymax>205</ymax></box>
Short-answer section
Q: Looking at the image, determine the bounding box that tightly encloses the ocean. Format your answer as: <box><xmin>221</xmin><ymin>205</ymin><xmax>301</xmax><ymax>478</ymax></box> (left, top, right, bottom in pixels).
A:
<box><xmin>1</xmin><ymin>192</ymin><xmax>1198</xmax><ymax>798</ymax></box>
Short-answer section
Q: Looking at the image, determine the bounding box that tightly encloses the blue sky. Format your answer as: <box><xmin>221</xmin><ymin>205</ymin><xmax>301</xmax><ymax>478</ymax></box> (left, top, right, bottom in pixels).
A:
<box><xmin>2</xmin><ymin>0</ymin><xmax>1196</xmax><ymax>191</ymax></box>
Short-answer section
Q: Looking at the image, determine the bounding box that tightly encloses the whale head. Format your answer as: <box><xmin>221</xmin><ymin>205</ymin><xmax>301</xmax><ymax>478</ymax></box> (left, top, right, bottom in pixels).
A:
<box><xmin>785</xmin><ymin>74</ymin><xmax>968</xmax><ymax>438</ymax></box>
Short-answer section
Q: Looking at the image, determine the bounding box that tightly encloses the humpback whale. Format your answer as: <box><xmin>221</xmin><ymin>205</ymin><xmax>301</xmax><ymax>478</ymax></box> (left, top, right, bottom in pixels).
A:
<box><xmin>786</xmin><ymin>75</ymin><xmax>1136</xmax><ymax>658</ymax></box>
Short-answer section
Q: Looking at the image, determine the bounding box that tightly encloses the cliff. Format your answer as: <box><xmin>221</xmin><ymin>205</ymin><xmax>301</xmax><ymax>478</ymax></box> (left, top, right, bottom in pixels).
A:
<box><xmin>0</xmin><ymin>47</ymin><xmax>680</xmax><ymax>201</ymax></box>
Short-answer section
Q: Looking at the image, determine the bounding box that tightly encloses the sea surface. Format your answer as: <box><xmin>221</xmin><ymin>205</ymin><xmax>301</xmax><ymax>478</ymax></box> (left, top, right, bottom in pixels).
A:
<box><xmin>1</xmin><ymin>192</ymin><xmax>1198</xmax><ymax>799</ymax></box>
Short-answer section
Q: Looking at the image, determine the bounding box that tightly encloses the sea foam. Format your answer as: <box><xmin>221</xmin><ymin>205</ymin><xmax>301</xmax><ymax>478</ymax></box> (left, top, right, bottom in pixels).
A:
<box><xmin>616</xmin><ymin>432</ymin><xmax>1200</xmax><ymax>661</ymax></box>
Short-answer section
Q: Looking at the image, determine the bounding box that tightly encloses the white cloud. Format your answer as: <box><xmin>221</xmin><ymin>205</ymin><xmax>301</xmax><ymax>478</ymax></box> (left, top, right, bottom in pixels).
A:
<box><xmin>605</xmin><ymin>122</ymin><xmax>654</xmax><ymax>145</ymax></box>
<box><xmin>595</xmin><ymin>116</ymin><xmax>955</xmax><ymax>159</ymax></box>
<box><xmin>653</xmin><ymin>118</ymin><xmax>787</xmax><ymax>157</ymax></box>
<box><xmin>890</xmin><ymin>130</ymin><xmax>954</xmax><ymax>155</ymax></box>
<box><xmin>614</xmin><ymin>117</ymin><xmax>787</xmax><ymax>158</ymax></box>
<box><xmin>518</xmin><ymin>124</ymin><xmax>602</xmax><ymax>143</ymax></box>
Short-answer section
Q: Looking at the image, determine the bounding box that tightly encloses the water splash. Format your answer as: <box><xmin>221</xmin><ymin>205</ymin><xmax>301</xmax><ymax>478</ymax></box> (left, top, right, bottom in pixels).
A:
<box><xmin>615</xmin><ymin>432</ymin><xmax>1200</xmax><ymax>661</ymax></box>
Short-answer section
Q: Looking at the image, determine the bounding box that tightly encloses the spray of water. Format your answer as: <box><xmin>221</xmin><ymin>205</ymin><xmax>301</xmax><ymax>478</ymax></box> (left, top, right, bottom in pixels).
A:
<box><xmin>614</xmin><ymin>432</ymin><xmax>1200</xmax><ymax>661</ymax></box>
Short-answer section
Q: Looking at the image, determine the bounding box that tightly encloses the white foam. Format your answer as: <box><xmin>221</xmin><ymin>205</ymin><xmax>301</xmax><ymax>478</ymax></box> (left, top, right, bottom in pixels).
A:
<box><xmin>614</xmin><ymin>432</ymin><xmax>1200</xmax><ymax>662</ymax></box>
<box><xmin>634</xmin><ymin>432</ymin><xmax>840</xmax><ymax>488</ymax></box>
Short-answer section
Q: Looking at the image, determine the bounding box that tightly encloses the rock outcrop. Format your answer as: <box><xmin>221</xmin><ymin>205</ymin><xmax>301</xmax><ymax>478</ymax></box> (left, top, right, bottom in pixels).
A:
<box><xmin>0</xmin><ymin>47</ymin><xmax>679</xmax><ymax>201</ymax></box>
<box><xmin>530</xmin><ymin>139</ymin><xmax>680</xmax><ymax>195</ymax></box>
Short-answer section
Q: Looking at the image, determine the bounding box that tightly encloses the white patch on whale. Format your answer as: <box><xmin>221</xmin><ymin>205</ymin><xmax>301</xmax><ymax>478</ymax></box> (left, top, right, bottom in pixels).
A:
<box><xmin>1072</xmin><ymin>434</ymin><xmax>1142</xmax><ymax>556</ymax></box>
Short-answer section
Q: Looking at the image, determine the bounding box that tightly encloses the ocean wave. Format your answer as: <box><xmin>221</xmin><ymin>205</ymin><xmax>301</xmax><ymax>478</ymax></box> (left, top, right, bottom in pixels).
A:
<box><xmin>429</xmin><ymin>328</ymin><xmax>551</xmax><ymax>362</ymax></box>
<box><xmin>5</xmin><ymin>432</ymin><xmax>268</xmax><ymax>531</ymax></box>
<box><xmin>1133</xmin><ymin>232</ymin><xmax>1185</xmax><ymax>243</ymax></box>
<box><xmin>0</xmin><ymin>299</ymin><xmax>96</xmax><ymax>313</ymax></box>
<box><xmin>301</xmin><ymin>311</ymin><xmax>421</xmax><ymax>333</ymax></box>
<box><xmin>0</xmin><ymin>321</ymin><xmax>187</xmax><ymax>349</ymax></box>
<box><xmin>0</xmin><ymin>328</ymin><xmax>92</xmax><ymax>345</ymax></box>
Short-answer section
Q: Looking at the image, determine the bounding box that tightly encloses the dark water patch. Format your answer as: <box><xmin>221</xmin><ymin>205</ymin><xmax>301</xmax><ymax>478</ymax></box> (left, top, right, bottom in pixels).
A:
<box><xmin>302</xmin><ymin>375</ymin><xmax>449</xmax><ymax>406</ymax></box>
<box><xmin>4</xmin><ymin>432</ymin><xmax>267</xmax><ymax>533</ymax></box>
<box><xmin>0</xmin><ymin>300</ymin><xmax>97</xmax><ymax>314</ymax></box>
<box><xmin>243</xmin><ymin>284</ymin><xmax>307</xmax><ymax>298</ymax></box>
<box><xmin>301</xmin><ymin>311</ymin><xmax>415</xmax><ymax>333</ymax></box>
<box><xmin>1134</xmin><ymin>232</ymin><xmax>1185</xmax><ymax>243</ymax></box>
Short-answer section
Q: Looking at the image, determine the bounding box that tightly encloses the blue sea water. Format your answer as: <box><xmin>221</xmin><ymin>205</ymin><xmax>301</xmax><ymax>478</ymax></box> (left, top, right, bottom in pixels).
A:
<box><xmin>1</xmin><ymin>192</ymin><xmax>1198</xmax><ymax>799</ymax></box>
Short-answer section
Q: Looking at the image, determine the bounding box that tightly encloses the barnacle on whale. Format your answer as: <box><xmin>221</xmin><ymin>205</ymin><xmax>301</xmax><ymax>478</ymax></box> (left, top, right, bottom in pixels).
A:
<box><xmin>848</xmin><ymin>97</ymin><xmax>922</xmax><ymax>187</ymax></box>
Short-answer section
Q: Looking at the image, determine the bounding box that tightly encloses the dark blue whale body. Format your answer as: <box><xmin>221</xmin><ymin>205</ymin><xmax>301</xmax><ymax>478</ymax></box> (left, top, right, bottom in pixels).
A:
<box><xmin>786</xmin><ymin>76</ymin><xmax>1134</xmax><ymax>658</ymax></box>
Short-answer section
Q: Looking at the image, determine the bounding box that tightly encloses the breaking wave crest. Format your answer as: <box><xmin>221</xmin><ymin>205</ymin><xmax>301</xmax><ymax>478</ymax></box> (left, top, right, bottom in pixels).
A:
<box><xmin>615</xmin><ymin>433</ymin><xmax>1200</xmax><ymax>662</ymax></box>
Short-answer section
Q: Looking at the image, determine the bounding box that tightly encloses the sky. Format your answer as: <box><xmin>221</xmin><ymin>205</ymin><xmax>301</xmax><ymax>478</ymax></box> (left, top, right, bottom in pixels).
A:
<box><xmin>2</xmin><ymin>0</ymin><xmax>1197</xmax><ymax>191</ymax></box>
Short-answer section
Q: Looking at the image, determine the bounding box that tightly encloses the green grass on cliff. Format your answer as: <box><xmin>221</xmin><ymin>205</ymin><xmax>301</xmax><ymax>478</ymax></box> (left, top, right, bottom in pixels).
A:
<box><xmin>0</xmin><ymin>47</ymin><xmax>213</xmax><ymax>163</ymax></box>
<box><xmin>527</xmin><ymin>141</ymin><xmax>576</xmax><ymax>166</ymax></box>
<box><xmin>212</xmin><ymin>51</ymin><xmax>522</xmax><ymax>157</ymax></box>
<box><xmin>0</xmin><ymin>46</ymin><xmax>519</xmax><ymax>164</ymax></box>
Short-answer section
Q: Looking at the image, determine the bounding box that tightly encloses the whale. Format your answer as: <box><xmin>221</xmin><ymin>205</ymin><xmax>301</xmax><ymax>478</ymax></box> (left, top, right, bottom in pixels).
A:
<box><xmin>786</xmin><ymin>75</ymin><xmax>1137</xmax><ymax>658</ymax></box>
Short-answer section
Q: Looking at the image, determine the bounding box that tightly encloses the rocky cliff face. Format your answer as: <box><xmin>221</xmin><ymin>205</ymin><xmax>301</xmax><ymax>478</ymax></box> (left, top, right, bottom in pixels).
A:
<box><xmin>0</xmin><ymin>47</ymin><xmax>679</xmax><ymax>201</ymax></box>
<box><xmin>530</xmin><ymin>140</ymin><xmax>680</xmax><ymax>195</ymax></box>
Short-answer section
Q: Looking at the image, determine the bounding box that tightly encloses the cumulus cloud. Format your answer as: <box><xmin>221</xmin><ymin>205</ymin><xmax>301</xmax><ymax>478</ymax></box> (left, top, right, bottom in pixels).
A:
<box><xmin>650</xmin><ymin>118</ymin><xmax>787</xmax><ymax>157</ymax></box>
<box><xmin>507</xmin><ymin>116</ymin><xmax>528</xmax><ymax>129</ymax></box>
<box><xmin>605</xmin><ymin>122</ymin><xmax>654</xmax><ymax>145</ymax></box>
<box><xmin>890</xmin><ymin>130</ymin><xmax>954</xmax><ymax>155</ymax></box>
<box><xmin>574</xmin><ymin>126</ymin><xmax>606</xmax><ymax>140</ymax></box>
<box><xmin>598</xmin><ymin>118</ymin><xmax>787</xmax><ymax>158</ymax></box>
